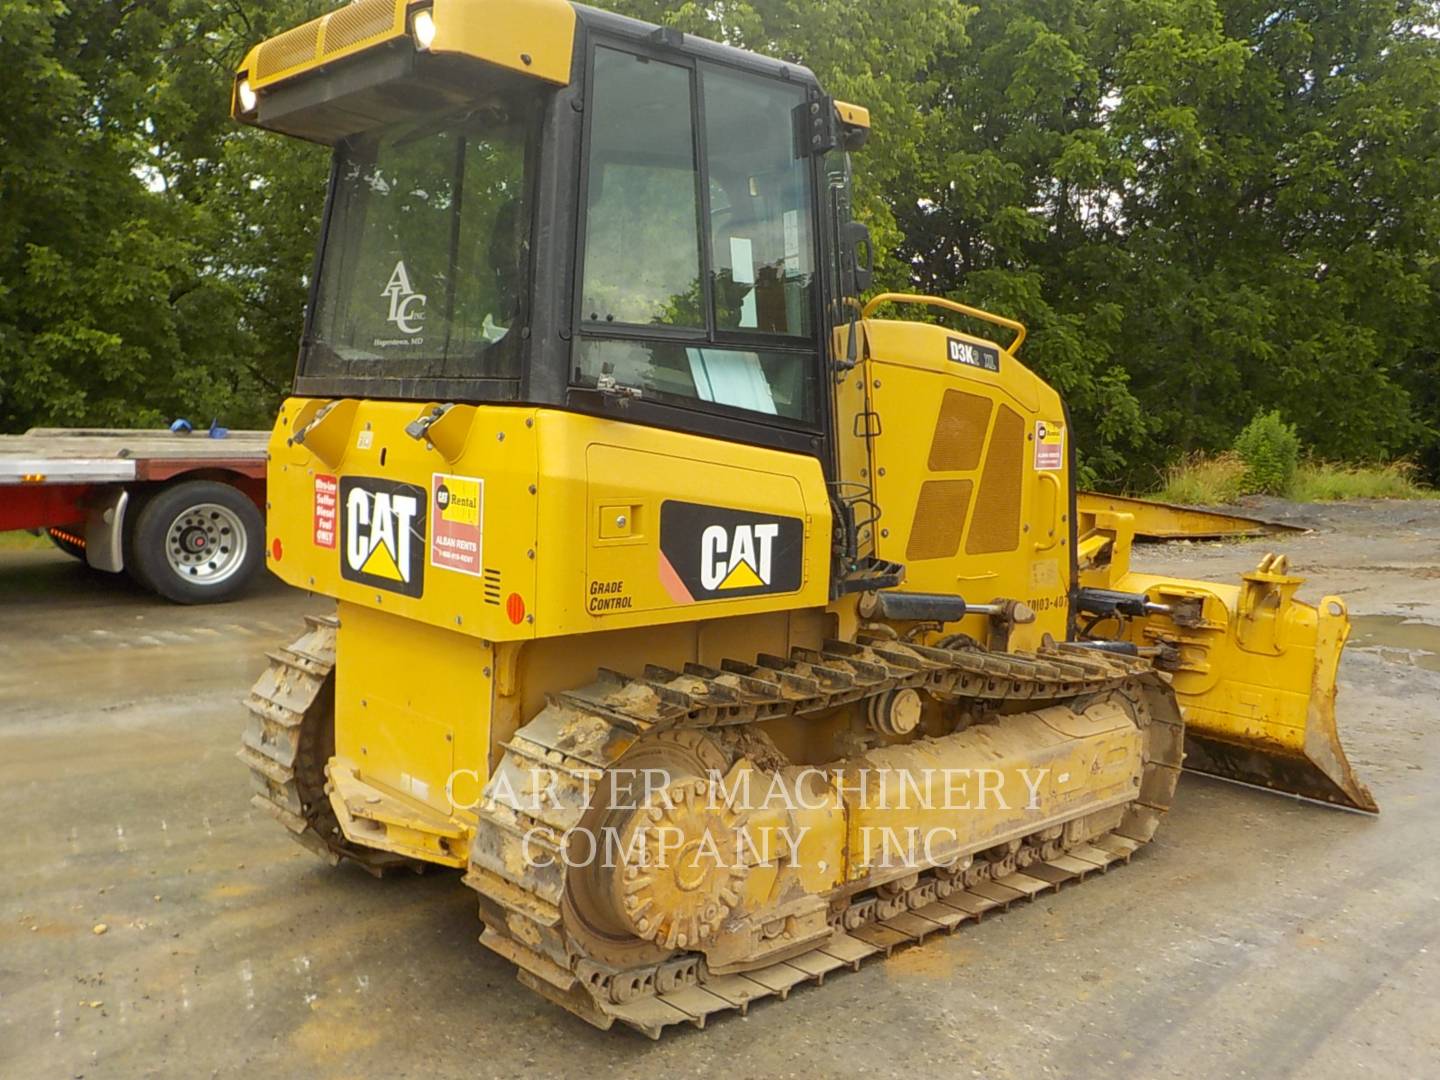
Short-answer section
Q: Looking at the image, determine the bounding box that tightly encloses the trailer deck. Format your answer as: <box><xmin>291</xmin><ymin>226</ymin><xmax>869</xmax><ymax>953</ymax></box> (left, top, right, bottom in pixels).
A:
<box><xmin>0</xmin><ymin>428</ymin><xmax>267</xmax><ymax>487</ymax></box>
<box><xmin>1</xmin><ymin>428</ymin><xmax>270</xmax><ymax>602</ymax></box>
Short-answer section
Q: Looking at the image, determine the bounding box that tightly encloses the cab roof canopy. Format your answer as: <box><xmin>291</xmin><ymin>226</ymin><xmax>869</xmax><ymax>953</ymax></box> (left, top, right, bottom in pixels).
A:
<box><xmin>232</xmin><ymin>0</ymin><xmax>843</xmax><ymax>146</ymax></box>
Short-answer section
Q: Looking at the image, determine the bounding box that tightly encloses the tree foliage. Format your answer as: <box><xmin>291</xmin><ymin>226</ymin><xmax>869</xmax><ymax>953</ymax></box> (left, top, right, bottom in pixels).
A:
<box><xmin>0</xmin><ymin>0</ymin><xmax>329</xmax><ymax>430</ymax></box>
<box><xmin>2</xmin><ymin>0</ymin><xmax>1438</xmax><ymax>486</ymax></box>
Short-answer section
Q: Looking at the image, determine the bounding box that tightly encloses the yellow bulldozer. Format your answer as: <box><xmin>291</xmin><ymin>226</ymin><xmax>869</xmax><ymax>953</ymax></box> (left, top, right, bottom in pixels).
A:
<box><xmin>233</xmin><ymin>0</ymin><xmax>1375</xmax><ymax>1037</ymax></box>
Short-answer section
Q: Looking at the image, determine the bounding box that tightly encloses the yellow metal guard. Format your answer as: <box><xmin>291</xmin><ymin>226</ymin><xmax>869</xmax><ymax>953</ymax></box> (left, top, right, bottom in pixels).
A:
<box><xmin>1080</xmin><ymin>511</ymin><xmax>1376</xmax><ymax>812</ymax></box>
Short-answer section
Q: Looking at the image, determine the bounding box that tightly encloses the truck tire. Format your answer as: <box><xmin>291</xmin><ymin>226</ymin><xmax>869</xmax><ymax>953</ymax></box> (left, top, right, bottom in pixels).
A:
<box><xmin>127</xmin><ymin>480</ymin><xmax>264</xmax><ymax>604</ymax></box>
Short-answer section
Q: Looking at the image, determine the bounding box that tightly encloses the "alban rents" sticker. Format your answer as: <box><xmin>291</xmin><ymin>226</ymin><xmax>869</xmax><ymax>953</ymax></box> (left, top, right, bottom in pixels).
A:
<box><xmin>430</xmin><ymin>472</ymin><xmax>483</xmax><ymax>576</ymax></box>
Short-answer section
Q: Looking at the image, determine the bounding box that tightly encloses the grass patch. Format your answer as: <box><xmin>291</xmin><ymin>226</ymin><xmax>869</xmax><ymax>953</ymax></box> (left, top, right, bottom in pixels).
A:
<box><xmin>0</xmin><ymin>530</ymin><xmax>51</xmax><ymax>551</ymax></box>
<box><xmin>1289</xmin><ymin>461</ymin><xmax>1436</xmax><ymax>501</ymax></box>
<box><xmin>1154</xmin><ymin>454</ymin><xmax>1247</xmax><ymax>505</ymax></box>
<box><xmin>1153</xmin><ymin>456</ymin><xmax>1434</xmax><ymax>504</ymax></box>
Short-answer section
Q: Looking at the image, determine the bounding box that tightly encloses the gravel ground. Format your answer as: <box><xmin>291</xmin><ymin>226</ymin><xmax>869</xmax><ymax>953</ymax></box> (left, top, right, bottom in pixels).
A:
<box><xmin>1</xmin><ymin>500</ymin><xmax>1436</xmax><ymax>1078</ymax></box>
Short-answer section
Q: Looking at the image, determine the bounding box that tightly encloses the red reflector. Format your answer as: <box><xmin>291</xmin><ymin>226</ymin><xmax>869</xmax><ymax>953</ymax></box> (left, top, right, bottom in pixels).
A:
<box><xmin>271</xmin><ymin>538</ymin><xmax>283</xmax><ymax>561</ymax></box>
<box><xmin>506</xmin><ymin>593</ymin><xmax>526</xmax><ymax>624</ymax></box>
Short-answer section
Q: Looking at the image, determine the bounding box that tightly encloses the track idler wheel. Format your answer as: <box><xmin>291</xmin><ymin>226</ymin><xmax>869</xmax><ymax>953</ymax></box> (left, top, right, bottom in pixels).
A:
<box><xmin>612</xmin><ymin>775</ymin><xmax>750</xmax><ymax>952</ymax></box>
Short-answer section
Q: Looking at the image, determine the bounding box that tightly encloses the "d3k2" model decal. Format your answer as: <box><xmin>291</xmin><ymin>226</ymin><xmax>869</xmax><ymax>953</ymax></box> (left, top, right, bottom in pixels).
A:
<box><xmin>340</xmin><ymin>477</ymin><xmax>427</xmax><ymax>598</ymax></box>
<box><xmin>658</xmin><ymin>500</ymin><xmax>803</xmax><ymax>603</ymax></box>
<box><xmin>946</xmin><ymin>336</ymin><xmax>1001</xmax><ymax>372</ymax></box>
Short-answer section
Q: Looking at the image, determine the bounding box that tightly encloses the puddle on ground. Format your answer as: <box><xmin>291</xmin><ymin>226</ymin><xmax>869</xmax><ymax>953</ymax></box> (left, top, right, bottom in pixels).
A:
<box><xmin>1348</xmin><ymin>615</ymin><xmax>1440</xmax><ymax>674</ymax></box>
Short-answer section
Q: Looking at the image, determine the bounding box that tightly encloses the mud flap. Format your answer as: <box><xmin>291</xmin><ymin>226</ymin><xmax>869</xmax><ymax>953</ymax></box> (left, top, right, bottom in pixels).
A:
<box><xmin>1106</xmin><ymin>555</ymin><xmax>1377</xmax><ymax>813</ymax></box>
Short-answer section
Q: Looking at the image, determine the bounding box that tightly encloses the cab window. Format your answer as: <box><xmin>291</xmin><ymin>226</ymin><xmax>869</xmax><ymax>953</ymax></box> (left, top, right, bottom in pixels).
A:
<box><xmin>575</xmin><ymin>46</ymin><xmax>818</xmax><ymax>425</ymax></box>
<box><xmin>580</xmin><ymin>48</ymin><xmax>702</xmax><ymax>328</ymax></box>
<box><xmin>703</xmin><ymin>66</ymin><xmax>813</xmax><ymax>338</ymax></box>
<box><xmin>307</xmin><ymin>101</ymin><xmax>535</xmax><ymax>381</ymax></box>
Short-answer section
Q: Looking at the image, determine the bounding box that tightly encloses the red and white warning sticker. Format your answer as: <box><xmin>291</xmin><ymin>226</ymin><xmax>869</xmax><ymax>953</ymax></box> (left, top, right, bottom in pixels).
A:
<box><xmin>313</xmin><ymin>473</ymin><xmax>338</xmax><ymax>549</ymax></box>
<box><xmin>430</xmin><ymin>472</ymin><xmax>483</xmax><ymax>576</ymax></box>
<box><xmin>1034</xmin><ymin>420</ymin><xmax>1065</xmax><ymax>471</ymax></box>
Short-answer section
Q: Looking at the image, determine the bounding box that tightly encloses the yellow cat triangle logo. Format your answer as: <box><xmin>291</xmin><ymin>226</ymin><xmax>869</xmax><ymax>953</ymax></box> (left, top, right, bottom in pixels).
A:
<box><xmin>718</xmin><ymin>559</ymin><xmax>765</xmax><ymax>590</ymax></box>
<box><xmin>360</xmin><ymin>537</ymin><xmax>404</xmax><ymax>581</ymax></box>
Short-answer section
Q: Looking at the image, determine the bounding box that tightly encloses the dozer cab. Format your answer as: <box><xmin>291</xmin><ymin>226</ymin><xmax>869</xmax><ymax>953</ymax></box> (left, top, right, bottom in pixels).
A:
<box><xmin>234</xmin><ymin>0</ymin><xmax>1375</xmax><ymax>1037</ymax></box>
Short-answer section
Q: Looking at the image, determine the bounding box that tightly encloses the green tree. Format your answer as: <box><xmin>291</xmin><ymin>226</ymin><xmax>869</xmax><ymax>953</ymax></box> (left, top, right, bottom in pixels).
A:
<box><xmin>894</xmin><ymin>0</ymin><xmax>1440</xmax><ymax>486</ymax></box>
<box><xmin>2</xmin><ymin>0</ymin><xmax>1438</xmax><ymax>493</ymax></box>
<box><xmin>0</xmin><ymin>0</ymin><xmax>328</xmax><ymax>432</ymax></box>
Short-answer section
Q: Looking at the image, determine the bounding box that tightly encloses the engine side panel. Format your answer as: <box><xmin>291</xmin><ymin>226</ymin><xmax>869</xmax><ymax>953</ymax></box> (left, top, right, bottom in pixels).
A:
<box><xmin>535</xmin><ymin>411</ymin><xmax>833</xmax><ymax>635</ymax></box>
<box><xmin>853</xmin><ymin>319</ymin><xmax>1072</xmax><ymax>642</ymax></box>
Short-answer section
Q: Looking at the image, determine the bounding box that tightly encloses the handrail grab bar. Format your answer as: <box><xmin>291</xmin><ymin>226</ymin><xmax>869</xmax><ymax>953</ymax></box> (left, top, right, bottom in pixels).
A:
<box><xmin>860</xmin><ymin>292</ymin><xmax>1027</xmax><ymax>354</ymax></box>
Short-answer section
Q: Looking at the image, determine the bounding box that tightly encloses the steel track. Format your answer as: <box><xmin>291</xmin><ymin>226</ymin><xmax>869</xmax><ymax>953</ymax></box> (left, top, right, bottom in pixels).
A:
<box><xmin>468</xmin><ymin>636</ymin><xmax>1184</xmax><ymax>1036</ymax></box>
<box><xmin>239</xmin><ymin>619</ymin><xmax>1182</xmax><ymax>1035</ymax></box>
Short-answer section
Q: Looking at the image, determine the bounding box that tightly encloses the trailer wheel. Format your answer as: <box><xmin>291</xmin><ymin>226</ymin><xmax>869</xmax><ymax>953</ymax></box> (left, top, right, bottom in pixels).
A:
<box><xmin>128</xmin><ymin>480</ymin><xmax>264</xmax><ymax>604</ymax></box>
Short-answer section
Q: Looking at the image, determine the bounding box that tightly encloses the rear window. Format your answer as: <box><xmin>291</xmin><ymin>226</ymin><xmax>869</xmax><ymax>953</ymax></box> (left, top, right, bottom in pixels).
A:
<box><xmin>305</xmin><ymin>100</ymin><xmax>536</xmax><ymax>384</ymax></box>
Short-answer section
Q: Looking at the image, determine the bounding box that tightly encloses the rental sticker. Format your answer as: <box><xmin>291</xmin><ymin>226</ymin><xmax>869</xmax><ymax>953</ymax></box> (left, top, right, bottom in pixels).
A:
<box><xmin>430</xmin><ymin>472</ymin><xmax>483</xmax><ymax>576</ymax></box>
<box><xmin>1034</xmin><ymin>420</ymin><xmax>1065</xmax><ymax>471</ymax></box>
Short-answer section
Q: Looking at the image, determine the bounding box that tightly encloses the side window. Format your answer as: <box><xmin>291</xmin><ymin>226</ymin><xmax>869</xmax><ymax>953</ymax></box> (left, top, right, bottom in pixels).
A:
<box><xmin>703</xmin><ymin>67</ymin><xmax>813</xmax><ymax>338</ymax></box>
<box><xmin>574</xmin><ymin>47</ymin><xmax>819</xmax><ymax>425</ymax></box>
<box><xmin>580</xmin><ymin>48</ymin><xmax>703</xmax><ymax>327</ymax></box>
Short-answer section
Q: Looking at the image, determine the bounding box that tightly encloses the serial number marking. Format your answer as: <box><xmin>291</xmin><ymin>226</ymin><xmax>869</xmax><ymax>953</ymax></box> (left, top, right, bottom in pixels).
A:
<box><xmin>1023</xmin><ymin>594</ymin><xmax>1068</xmax><ymax>614</ymax></box>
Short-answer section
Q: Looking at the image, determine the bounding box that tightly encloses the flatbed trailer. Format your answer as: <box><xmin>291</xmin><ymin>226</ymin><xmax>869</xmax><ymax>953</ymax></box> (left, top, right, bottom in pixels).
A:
<box><xmin>0</xmin><ymin>428</ymin><xmax>269</xmax><ymax>603</ymax></box>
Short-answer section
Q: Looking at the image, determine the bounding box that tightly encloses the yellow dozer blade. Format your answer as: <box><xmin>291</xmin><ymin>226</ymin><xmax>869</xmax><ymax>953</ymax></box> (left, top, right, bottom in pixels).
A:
<box><xmin>1077</xmin><ymin>491</ymin><xmax>1307</xmax><ymax>540</ymax></box>
<box><xmin>1079</xmin><ymin>510</ymin><xmax>1377</xmax><ymax>813</ymax></box>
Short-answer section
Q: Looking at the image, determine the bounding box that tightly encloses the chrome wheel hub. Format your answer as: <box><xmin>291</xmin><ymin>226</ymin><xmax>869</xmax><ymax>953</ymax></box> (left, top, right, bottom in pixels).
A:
<box><xmin>164</xmin><ymin>503</ymin><xmax>247</xmax><ymax>585</ymax></box>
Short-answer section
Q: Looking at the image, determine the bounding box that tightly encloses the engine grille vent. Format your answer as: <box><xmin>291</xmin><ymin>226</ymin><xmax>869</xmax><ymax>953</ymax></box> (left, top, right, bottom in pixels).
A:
<box><xmin>254</xmin><ymin>22</ymin><xmax>321</xmax><ymax>80</ymax></box>
<box><xmin>322</xmin><ymin>0</ymin><xmax>399</xmax><ymax>54</ymax></box>
<box><xmin>965</xmin><ymin>405</ymin><xmax>1024</xmax><ymax>555</ymax></box>
<box><xmin>927</xmin><ymin>390</ymin><xmax>992</xmax><ymax>473</ymax></box>
<box><xmin>906</xmin><ymin>480</ymin><xmax>975</xmax><ymax>561</ymax></box>
<box><xmin>253</xmin><ymin>0</ymin><xmax>402</xmax><ymax>82</ymax></box>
